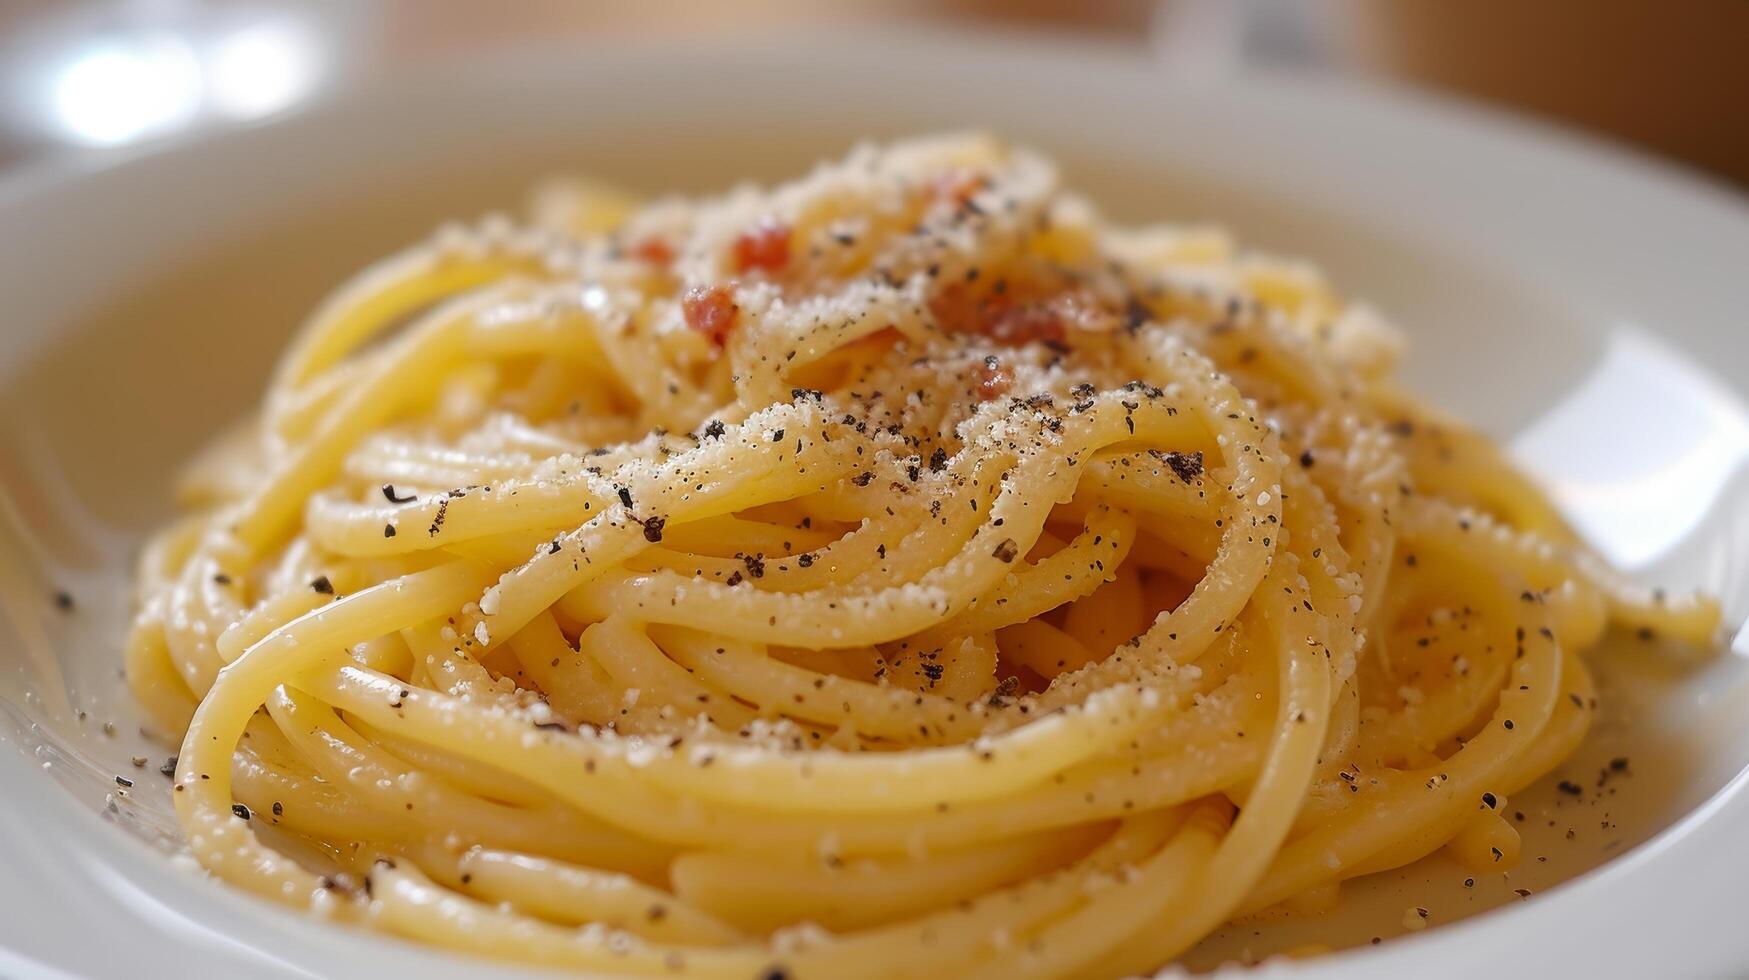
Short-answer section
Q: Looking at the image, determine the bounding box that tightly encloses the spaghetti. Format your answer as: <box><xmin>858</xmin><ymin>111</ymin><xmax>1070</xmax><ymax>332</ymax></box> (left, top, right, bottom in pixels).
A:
<box><xmin>127</xmin><ymin>135</ymin><xmax>1719</xmax><ymax>977</ymax></box>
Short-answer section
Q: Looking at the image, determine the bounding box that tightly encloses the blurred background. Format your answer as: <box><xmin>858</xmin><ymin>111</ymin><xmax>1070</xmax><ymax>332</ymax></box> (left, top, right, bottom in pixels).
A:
<box><xmin>0</xmin><ymin>0</ymin><xmax>1745</xmax><ymax>189</ymax></box>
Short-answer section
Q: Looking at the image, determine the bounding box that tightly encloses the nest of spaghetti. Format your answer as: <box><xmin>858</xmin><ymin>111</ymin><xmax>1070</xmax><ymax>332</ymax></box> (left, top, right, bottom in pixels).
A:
<box><xmin>129</xmin><ymin>136</ymin><xmax>1717</xmax><ymax>979</ymax></box>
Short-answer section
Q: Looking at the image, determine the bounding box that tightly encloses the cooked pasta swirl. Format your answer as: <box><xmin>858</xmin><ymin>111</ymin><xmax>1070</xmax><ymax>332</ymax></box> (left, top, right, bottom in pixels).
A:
<box><xmin>128</xmin><ymin>135</ymin><xmax>1719</xmax><ymax>978</ymax></box>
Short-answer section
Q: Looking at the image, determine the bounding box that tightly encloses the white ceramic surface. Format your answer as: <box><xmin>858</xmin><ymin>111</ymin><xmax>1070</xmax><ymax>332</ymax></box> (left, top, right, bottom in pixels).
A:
<box><xmin>0</xmin><ymin>28</ymin><xmax>1746</xmax><ymax>980</ymax></box>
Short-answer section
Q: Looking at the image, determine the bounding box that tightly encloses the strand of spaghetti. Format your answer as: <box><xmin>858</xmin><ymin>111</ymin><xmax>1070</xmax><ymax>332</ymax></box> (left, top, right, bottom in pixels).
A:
<box><xmin>1093</xmin><ymin>560</ymin><xmax>1335</xmax><ymax>977</ymax></box>
<box><xmin>229</xmin><ymin>739</ymin><xmax>417</xmax><ymax>843</ymax></box>
<box><xmin>121</xmin><ymin>607</ymin><xmax>197</xmax><ymax>733</ymax></box>
<box><xmin>577</xmin><ymin>616</ymin><xmax>760</xmax><ymax>729</ymax></box>
<box><xmin>668</xmin><ymin>822</ymin><xmax>1109</xmax><ymax>932</ymax></box>
<box><xmin>403</xmin><ymin>844</ymin><xmax>743</xmax><ymax>944</ymax></box>
<box><xmin>503</xmin><ymin>610</ymin><xmax>622</xmax><ymax>724</ymax></box>
<box><xmin>350</xmin><ymin>715</ymin><xmax>557</xmax><ymax>808</ymax></box>
<box><xmin>172</xmin><ymin>561</ymin><xmax>495</xmax><ymax>908</ymax></box>
<box><xmin>560</xmin><ymin>400</ymin><xmax>1203</xmax><ymax>648</ymax></box>
<box><xmin>1240</xmin><ymin>569</ymin><xmax>1563</xmax><ymax>912</ymax></box>
<box><xmin>1031</xmin><ymin>340</ymin><xmax>1286</xmax><ymax>712</ymax></box>
<box><xmin>480</xmin><ymin>400</ymin><xmax>849</xmax><ymax>633</ymax></box>
<box><xmin>774</xmin><ymin>812</ymin><xmax>1185</xmax><ymax>979</ymax></box>
<box><xmin>266</xmin><ymin>685</ymin><xmax>666</xmax><ymax>870</ymax></box>
<box><xmin>215</xmin><ymin>588</ymin><xmax>330</xmax><ymax>663</ymax></box>
<box><xmin>366</xmin><ymin>810</ymin><xmax>1179</xmax><ymax>980</ymax></box>
<box><xmin>1492</xmin><ymin>650</ymin><xmax>1595</xmax><ymax>795</ymax></box>
<box><xmin>311</xmin><ymin>660</ymin><xmax>1170</xmax><ymax>813</ymax></box>
<box><xmin>270</xmin><ymin>244</ymin><xmax>535</xmax><ymax>394</ymax></box>
<box><xmin>931</xmin><ymin>506</ymin><xmax>1135</xmax><ymax>635</ymax></box>
<box><xmin>960</xmin><ymin>803</ymin><xmax>1230</xmax><ymax>980</ymax></box>
<box><xmin>652</xmin><ymin>626</ymin><xmax>983</xmax><ymax>742</ymax></box>
<box><xmin>236</xmin><ymin>290</ymin><xmax>520</xmax><ymax>553</ymax></box>
<box><xmin>343</xmin><ymin>438</ymin><xmax>543</xmax><ymax>490</ymax></box>
<box><xmin>160</xmin><ymin>545</ymin><xmax>247</xmax><ymax>690</ymax></box>
<box><xmin>294</xmin><ymin>660</ymin><xmax>1237</xmax><ymax>853</ymax></box>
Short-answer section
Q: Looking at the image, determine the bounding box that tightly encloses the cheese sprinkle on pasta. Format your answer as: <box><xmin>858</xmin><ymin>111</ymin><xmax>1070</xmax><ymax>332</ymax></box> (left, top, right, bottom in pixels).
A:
<box><xmin>129</xmin><ymin>135</ymin><xmax>1718</xmax><ymax>978</ymax></box>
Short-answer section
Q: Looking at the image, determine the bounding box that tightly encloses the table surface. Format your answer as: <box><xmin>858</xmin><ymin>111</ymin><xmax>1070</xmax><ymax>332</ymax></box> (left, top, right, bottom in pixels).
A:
<box><xmin>0</xmin><ymin>0</ymin><xmax>1745</xmax><ymax>192</ymax></box>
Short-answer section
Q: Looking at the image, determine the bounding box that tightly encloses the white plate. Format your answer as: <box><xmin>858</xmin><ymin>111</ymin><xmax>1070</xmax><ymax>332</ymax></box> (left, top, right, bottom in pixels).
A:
<box><xmin>1</xmin><ymin>28</ymin><xmax>1745</xmax><ymax>980</ymax></box>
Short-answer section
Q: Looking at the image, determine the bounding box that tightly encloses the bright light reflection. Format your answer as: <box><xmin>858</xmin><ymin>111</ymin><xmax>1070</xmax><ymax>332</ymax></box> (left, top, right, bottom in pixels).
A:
<box><xmin>42</xmin><ymin>15</ymin><xmax>324</xmax><ymax>148</ymax></box>
<box><xmin>50</xmin><ymin>35</ymin><xmax>202</xmax><ymax>146</ymax></box>
<box><xmin>206</xmin><ymin>18</ymin><xmax>320</xmax><ymax>119</ymax></box>
<box><xmin>1511</xmin><ymin>327</ymin><xmax>1749</xmax><ymax>571</ymax></box>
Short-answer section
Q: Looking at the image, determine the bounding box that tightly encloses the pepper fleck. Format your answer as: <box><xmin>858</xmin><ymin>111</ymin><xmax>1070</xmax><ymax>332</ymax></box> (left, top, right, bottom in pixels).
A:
<box><xmin>1163</xmin><ymin>451</ymin><xmax>1204</xmax><ymax>483</ymax></box>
